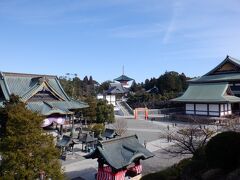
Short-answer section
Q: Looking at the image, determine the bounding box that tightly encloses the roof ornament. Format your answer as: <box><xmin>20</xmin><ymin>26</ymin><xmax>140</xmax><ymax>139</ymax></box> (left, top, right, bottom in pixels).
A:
<box><xmin>38</xmin><ymin>76</ymin><xmax>48</xmax><ymax>84</ymax></box>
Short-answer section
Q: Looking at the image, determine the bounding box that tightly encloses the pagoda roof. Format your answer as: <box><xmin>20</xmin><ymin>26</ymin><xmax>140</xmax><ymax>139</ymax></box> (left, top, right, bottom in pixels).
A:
<box><xmin>0</xmin><ymin>72</ymin><xmax>88</xmax><ymax>115</ymax></box>
<box><xmin>114</xmin><ymin>75</ymin><xmax>134</xmax><ymax>82</ymax></box>
<box><xmin>172</xmin><ymin>82</ymin><xmax>240</xmax><ymax>103</ymax></box>
<box><xmin>85</xmin><ymin>135</ymin><xmax>154</xmax><ymax>171</ymax></box>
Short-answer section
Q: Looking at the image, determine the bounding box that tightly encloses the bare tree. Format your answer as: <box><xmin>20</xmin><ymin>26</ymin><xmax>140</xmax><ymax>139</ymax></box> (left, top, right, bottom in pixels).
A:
<box><xmin>111</xmin><ymin>119</ymin><xmax>128</xmax><ymax>136</ymax></box>
<box><xmin>162</xmin><ymin>116</ymin><xmax>216</xmax><ymax>158</ymax></box>
<box><xmin>219</xmin><ymin>115</ymin><xmax>240</xmax><ymax>132</ymax></box>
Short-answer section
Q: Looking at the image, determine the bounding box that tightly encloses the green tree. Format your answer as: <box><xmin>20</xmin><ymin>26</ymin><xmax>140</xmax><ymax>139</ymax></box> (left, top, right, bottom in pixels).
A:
<box><xmin>0</xmin><ymin>95</ymin><xmax>63</xmax><ymax>179</ymax></box>
<box><xmin>83</xmin><ymin>96</ymin><xmax>97</xmax><ymax>123</ymax></box>
<box><xmin>97</xmin><ymin>80</ymin><xmax>112</xmax><ymax>94</ymax></box>
<box><xmin>96</xmin><ymin>100</ymin><xmax>115</xmax><ymax>124</ymax></box>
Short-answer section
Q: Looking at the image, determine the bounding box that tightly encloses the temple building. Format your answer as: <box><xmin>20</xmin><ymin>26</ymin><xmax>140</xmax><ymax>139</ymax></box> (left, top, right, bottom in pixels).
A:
<box><xmin>173</xmin><ymin>56</ymin><xmax>240</xmax><ymax>117</ymax></box>
<box><xmin>0</xmin><ymin>72</ymin><xmax>88</xmax><ymax>126</ymax></box>
<box><xmin>86</xmin><ymin>135</ymin><xmax>154</xmax><ymax>180</ymax></box>
<box><xmin>98</xmin><ymin>73</ymin><xmax>134</xmax><ymax>106</ymax></box>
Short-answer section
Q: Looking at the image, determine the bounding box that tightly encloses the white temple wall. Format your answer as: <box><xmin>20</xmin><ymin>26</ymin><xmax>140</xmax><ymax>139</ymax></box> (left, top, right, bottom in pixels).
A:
<box><xmin>106</xmin><ymin>95</ymin><xmax>116</xmax><ymax>106</ymax></box>
<box><xmin>185</xmin><ymin>103</ymin><xmax>232</xmax><ymax>117</ymax></box>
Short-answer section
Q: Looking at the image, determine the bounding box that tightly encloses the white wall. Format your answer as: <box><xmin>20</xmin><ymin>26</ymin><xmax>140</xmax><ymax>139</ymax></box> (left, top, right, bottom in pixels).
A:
<box><xmin>106</xmin><ymin>95</ymin><xmax>116</xmax><ymax>106</ymax></box>
<box><xmin>209</xmin><ymin>104</ymin><xmax>219</xmax><ymax>112</ymax></box>
<box><xmin>186</xmin><ymin>104</ymin><xmax>194</xmax><ymax>110</ymax></box>
<box><xmin>186</xmin><ymin>104</ymin><xmax>194</xmax><ymax>115</ymax></box>
<box><xmin>97</xmin><ymin>94</ymin><xmax>104</xmax><ymax>99</ymax></box>
<box><xmin>196</xmin><ymin>104</ymin><xmax>207</xmax><ymax>111</ymax></box>
<box><xmin>185</xmin><ymin>103</ymin><xmax>233</xmax><ymax>117</ymax></box>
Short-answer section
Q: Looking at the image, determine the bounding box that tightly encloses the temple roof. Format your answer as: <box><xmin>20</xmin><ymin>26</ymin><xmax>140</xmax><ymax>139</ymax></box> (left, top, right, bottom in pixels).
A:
<box><xmin>114</xmin><ymin>75</ymin><xmax>134</xmax><ymax>82</ymax></box>
<box><xmin>85</xmin><ymin>135</ymin><xmax>154</xmax><ymax>170</ymax></box>
<box><xmin>205</xmin><ymin>55</ymin><xmax>240</xmax><ymax>76</ymax></box>
<box><xmin>172</xmin><ymin>82</ymin><xmax>240</xmax><ymax>103</ymax></box>
<box><xmin>190</xmin><ymin>56</ymin><xmax>240</xmax><ymax>83</ymax></box>
<box><xmin>189</xmin><ymin>73</ymin><xmax>240</xmax><ymax>83</ymax></box>
<box><xmin>0</xmin><ymin>72</ymin><xmax>88</xmax><ymax>115</ymax></box>
<box><xmin>105</xmin><ymin>83</ymin><xmax>129</xmax><ymax>95</ymax></box>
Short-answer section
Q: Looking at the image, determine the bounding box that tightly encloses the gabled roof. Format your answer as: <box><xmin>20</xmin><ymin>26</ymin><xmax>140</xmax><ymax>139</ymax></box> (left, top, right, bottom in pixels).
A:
<box><xmin>0</xmin><ymin>72</ymin><xmax>70</xmax><ymax>101</ymax></box>
<box><xmin>105</xmin><ymin>83</ymin><xmax>129</xmax><ymax>94</ymax></box>
<box><xmin>172</xmin><ymin>82</ymin><xmax>240</xmax><ymax>103</ymax></box>
<box><xmin>188</xmin><ymin>56</ymin><xmax>240</xmax><ymax>84</ymax></box>
<box><xmin>0</xmin><ymin>72</ymin><xmax>88</xmax><ymax>115</ymax></box>
<box><xmin>189</xmin><ymin>73</ymin><xmax>240</xmax><ymax>83</ymax></box>
<box><xmin>205</xmin><ymin>55</ymin><xmax>240</xmax><ymax>76</ymax></box>
<box><xmin>114</xmin><ymin>75</ymin><xmax>134</xmax><ymax>82</ymax></box>
<box><xmin>86</xmin><ymin>135</ymin><xmax>154</xmax><ymax>170</ymax></box>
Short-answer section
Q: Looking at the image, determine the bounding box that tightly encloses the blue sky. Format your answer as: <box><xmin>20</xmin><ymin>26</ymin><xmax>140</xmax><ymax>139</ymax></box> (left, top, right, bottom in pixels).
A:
<box><xmin>0</xmin><ymin>0</ymin><xmax>240</xmax><ymax>83</ymax></box>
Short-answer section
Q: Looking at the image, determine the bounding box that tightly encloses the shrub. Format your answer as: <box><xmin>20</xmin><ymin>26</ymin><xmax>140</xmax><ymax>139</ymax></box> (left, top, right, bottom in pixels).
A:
<box><xmin>226</xmin><ymin>168</ymin><xmax>240</xmax><ymax>180</ymax></box>
<box><xmin>205</xmin><ymin>131</ymin><xmax>240</xmax><ymax>171</ymax></box>
<box><xmin>181</xmin><ymin>159</ymin><xmax>207</xmax><ymax>180</ymax></box>
<box><xmin>142</xmin><ymin>158</ymin><xmax>191</xmax><ymax>180</ymax></box>
<box><xmin>90</xmin><ymin>124</ymin><xmax>105</xmax><ymax>137</ymax></box>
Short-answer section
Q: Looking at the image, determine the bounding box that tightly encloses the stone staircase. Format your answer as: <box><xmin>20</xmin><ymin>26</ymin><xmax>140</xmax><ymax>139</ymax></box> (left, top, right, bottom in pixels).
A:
<box><xmin>116</xmin><ymin>101</ymin><xmax>134</xmax><ymax>116</ymax></box>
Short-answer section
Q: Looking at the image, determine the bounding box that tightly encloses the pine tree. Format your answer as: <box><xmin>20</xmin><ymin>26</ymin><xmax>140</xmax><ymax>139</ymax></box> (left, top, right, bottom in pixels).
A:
<box><xmin>0</xmin><ymin>95</ymin><xmax>64</xmax><ymax>179</ymax></box>
<box><xmin>83</xmin><ymin>96</ymin><xmax>97</xmax><ymax>123</ymax></box>
<box><xmin>96</xmin><ymin>100</ymin><xmax>115</xmax><ymax>124</ymax></box>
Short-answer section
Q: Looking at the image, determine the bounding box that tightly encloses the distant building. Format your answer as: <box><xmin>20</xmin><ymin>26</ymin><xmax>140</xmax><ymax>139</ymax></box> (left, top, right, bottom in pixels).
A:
<box><xmin>98</xmin><ymin>74</ymin><xmax>134</xmax><ymax>106</ymax></box>
<box><xmin>0</xmin><ymin>72</ymin><xmax>88</xmax><ymax>127</ymax></box>
<box><xmin>146</xmin><ymin>86</ymin><xmax>159</xmax><ymax>94</ymax></box>
<box><xmin>114</xmin><ymin>74</ymin><xmax>134</xmax><ymax>88</ymax></box>
<box><xmin>172</xmin><ymin>56</ymin><xmax>240</xmax><ymax>117</ymax></box>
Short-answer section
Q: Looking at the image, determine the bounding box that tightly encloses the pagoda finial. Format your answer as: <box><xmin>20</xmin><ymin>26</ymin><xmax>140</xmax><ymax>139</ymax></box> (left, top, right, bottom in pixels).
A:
<box><xmin>122</xmin><ymin>65</ymin><xmax>125</xmax><ymax>75</ymax></box>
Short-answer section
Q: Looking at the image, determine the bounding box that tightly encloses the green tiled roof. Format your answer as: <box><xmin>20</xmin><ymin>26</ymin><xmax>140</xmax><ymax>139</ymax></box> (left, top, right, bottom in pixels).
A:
<box><xmin>86</xmin><ymin>135</ymin><xmax>154</xmax><ymax>170</ymax></box>
<box><xmin>189</xmin><ymin>56</ymin><xmax>240</xmax><ymax>83</ymax></box>
<box><xmin>0</xmin><ymin>72</ymin><xmax>88</xmax><ymax>116</ymax></box>
<box><xmin>172</xmin><ymin>82</ymin><xmax>240</xmax><ymax>103</ymax></box>
<box><xmin>189</xmin><ymin>73</ymin><xmax>240</xmax><ymax>83</ymax></box>
<box><xmin>114</xmin><ymin>75</ymin><xmax>133</xmax><ymax>82</ymax></box>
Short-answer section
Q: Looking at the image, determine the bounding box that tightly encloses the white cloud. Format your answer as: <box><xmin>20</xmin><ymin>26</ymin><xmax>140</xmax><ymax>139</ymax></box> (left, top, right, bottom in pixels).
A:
<box><xmin>109</xmin><ymin>23</ymin><xmax>164</xmax><ymax>38</ymax></box>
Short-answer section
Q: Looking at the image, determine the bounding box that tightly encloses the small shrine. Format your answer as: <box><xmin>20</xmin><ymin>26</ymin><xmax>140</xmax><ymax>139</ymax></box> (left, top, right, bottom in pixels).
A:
<box><xmin>86</xmin><ymin>135</ymin><xmax>154</xmax><ymax>180</ymax></box>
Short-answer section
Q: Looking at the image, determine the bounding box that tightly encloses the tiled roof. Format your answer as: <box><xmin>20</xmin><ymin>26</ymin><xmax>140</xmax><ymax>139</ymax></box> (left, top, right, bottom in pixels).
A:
<box><xmin>105</xmin><ymin>83</ymin><xmax>129</xmax><ymax>94</ymax></box>
<box><xmin>172</xmin><ymin>82</ymin><xmax>240</xmax><ymax>103</ymax></box>
<box><xmin>0</xmin><ymin>72</ymin><xmax>88</xmax><ymax>115</ymax></box>
<box><xmin>86</xmin><ymin>135</ymin><xmax>154</xmax><ymax>170</ymax></box>
<box><xmin>114</xmin><ymin>75</ymin><xmax>133</xmax><ymax>82</ymax></box>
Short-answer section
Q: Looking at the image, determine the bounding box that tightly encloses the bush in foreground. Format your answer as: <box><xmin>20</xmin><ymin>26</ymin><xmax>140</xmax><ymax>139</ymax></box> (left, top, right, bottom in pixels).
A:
<box><xmin>206</xmin><ymin>131</ymin><xmax>240</xmax><ymax>171</ymax></box>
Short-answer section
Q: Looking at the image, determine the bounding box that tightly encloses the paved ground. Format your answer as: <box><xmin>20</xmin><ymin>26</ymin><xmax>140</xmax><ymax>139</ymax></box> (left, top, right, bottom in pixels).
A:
<box><xmin>63</xmin><ymin>118</ymin><xmax>191</xmax><ymax>180</ymax></box>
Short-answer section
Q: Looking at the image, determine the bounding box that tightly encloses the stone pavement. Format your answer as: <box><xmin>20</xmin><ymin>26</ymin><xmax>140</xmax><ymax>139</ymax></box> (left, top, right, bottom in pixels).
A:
<box><xmin>63</xmin><ymin>118</ymin><xmax>190</xmax><ymax>180</ymax></box>
<box><xmin>63</xmin><ymin>138</ymin><xmax>179</xmax><ymax>180</ymax></box>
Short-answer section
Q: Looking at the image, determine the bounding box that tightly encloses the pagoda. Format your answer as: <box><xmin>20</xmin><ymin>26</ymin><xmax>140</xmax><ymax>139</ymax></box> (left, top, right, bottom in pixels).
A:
<box><xmin>114</xmin><ymin>74</ymin><xmax>134</xmax><ymax>87</ymax></box>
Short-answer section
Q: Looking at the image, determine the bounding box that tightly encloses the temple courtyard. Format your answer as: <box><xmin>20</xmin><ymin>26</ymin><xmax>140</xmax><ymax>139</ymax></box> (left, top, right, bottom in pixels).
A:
<box><xmin>62</xmin><ymin>117</ymin><xmax>193</xmax><ymax>180</ymax></box>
